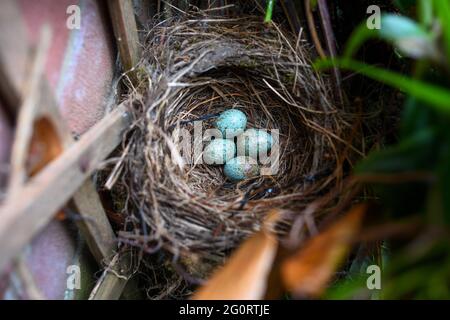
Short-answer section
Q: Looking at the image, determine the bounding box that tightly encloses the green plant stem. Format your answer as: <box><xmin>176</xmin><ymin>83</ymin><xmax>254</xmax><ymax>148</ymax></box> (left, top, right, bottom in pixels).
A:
<box><xmin>264</xmin><ymin>0</ymin><xmax>275</xmax><ymax>23</ymax></box>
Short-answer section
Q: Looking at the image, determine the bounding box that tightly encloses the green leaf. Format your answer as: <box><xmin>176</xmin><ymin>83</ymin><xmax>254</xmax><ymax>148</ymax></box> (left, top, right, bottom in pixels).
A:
<box><xmin>434</xmin><ymin>0</ymin><xmax>450</xmax><ymax>65</ymax></box>
<box><xmin>418</xmin><ymin>0</ymin><xmax>433</xmax><ymax>28</ymax></box>
<box><xmin>314</xmin><ymin>58</ymin><xmax>450</xmax><ymax>115</ymax></box>
<box><xmin>343</xmin><ymin>22</ymin><xmax>378</xmax><ymax>58</ymax></box>
<box><xmin>383</xmin><ymin>240</ymin><xmax>450</xmax><ymax>299</ymax></box>
<box><xmin>437</xmin><ymin>131</ymin><xmax>450</xmax><ymax>224</ymax></box>
<box><xmin>394</xmin><ymin>0</ymin><xmax>418</xmax><ymax>13</ymax></box>
<box><xmin>381</xmin><ymin>14</ymin><xmax>437</xmax><ymax>60</ymax></box>
<box><xmin>379</xmin><ymin>14</ymin><xmax>429</xmax><ymax>41</ymax></box>
<box><xmin>344</xmin><ymin>14</ymin><xmax>438</xmax><ymax>61</ymax></box>
<box><xmin>324</xmin><ymin>274</ymin><xmax>370</xmax><ymax>300</ymax></box>
<box><xmin>355</xmin><ymin>128</ymin><xmax>437</xmax><ymax>218</ymax></box>
<box><xmin>401</xmin><ymin>97</ymin><xmax>435</xmax><ymax>137</ymax></box>
<box><xmin>356</xmin><ymin>128</ymin><xmax>437</xmax><ymax>174</ymax></box>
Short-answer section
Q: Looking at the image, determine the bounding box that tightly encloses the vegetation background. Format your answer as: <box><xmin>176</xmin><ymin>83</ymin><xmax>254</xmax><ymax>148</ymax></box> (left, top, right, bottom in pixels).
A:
<box><xmin>314</xmin><ymin>0</ymin><xmax>450</xmax><ymax>299</ymax></box>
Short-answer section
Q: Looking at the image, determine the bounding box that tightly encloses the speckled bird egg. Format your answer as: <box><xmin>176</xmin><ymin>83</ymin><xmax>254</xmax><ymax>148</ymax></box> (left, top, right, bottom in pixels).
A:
<box><xmin>203</xmin><ymin>139</ymin><xmax>236</xmax><ymax>165</ymax></box>
<box><xmin>236</xmin><ymin>129</ymin><xmax>273</xmax><ymax>159</ymax></box>
<box><xmin>224</xmin><ymin>156</ymin><xmax>260</xmax><ymax>182</ymax></box>
<box><xmin>216</xmin><ymin>109</ymin><xmax>247</xmax><ymax>139</ymax></box>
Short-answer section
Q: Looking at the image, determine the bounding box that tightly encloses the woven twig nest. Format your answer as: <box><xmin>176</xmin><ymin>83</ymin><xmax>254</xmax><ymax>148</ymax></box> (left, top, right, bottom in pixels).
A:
<box><xmin>114</xmin><ymin>13</ymin><xmax>355</xmax><ymax>267</ymax></box>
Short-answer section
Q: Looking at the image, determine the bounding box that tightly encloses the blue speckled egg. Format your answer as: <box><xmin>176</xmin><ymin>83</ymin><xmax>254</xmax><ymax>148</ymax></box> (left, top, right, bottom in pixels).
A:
<box><xmin>224</xmin><ymin>156</ymin><xmax>260</xmax><ymax>182</ymax></box>
<box><xmin>216</xmin><ymin>109</ymin><xmax>247</xmax><ymax>139</ymax></box>
<box><xmin>203</xmin><ymin>139</ymin><xmax>235</xmax><ymax>165</ymax></box>
<box><xmin>236</xmin><ymin>129</ymin><xmax>273</xmax><ymax>159</ymax></box>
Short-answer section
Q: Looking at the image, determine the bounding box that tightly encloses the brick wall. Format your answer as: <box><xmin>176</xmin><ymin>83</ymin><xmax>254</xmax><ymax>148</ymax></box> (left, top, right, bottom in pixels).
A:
<box><xmin>0</xmin><ymin>0</ymin><xmax>118</xmax><ymax>299</ymax></box>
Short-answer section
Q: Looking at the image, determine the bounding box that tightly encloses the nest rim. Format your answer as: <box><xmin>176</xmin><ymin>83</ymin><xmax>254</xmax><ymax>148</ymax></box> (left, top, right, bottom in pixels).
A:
<box><xmin>110</xmin><ymin>13</ymin><xmax>361</xmax><ymax>266</ymax></box>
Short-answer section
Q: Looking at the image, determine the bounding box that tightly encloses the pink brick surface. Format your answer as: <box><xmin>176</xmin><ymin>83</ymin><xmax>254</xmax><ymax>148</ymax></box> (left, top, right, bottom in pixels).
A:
<box><xmin>0</xmin><ymin>0</ymin><xmax>117</xmax><ymax>299</ymax></box>
<box><xmin>56</xmin><ymin>0</ymin><xmax>116</xmax><ymax>134</ymax></box>
<box><xmin>18</xmin><ymin>0</ymin><xmax>73</xmax><ymax>89</ymax></box>
<box><xmin>19</xmin><ymin>0</ymin><xmax>116</xmax><ymax>134</ymax></box>
<box><xmin>25</xmin><ymin>220</ymin><xmax>77</xmax><ymax>300</ymax></box>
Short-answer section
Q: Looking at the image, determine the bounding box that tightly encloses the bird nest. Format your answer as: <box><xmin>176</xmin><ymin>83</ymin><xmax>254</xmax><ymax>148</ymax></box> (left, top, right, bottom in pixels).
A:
<box><xmin>110</xmin><ymin>12</ymin><xmax>359</xmax><ymax>270</ymax></box>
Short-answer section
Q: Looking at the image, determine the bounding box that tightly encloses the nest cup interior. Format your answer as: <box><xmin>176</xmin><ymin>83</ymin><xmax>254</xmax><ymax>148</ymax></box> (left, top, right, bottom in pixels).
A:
<box><xmin>116</xmin><ymin>14</ymin><xmax>350</xmax><ymax>264</ymax></box>
<box><xmin>169</xmin><ymin>71</ymin><xmax>308</xmax><ymax>198</ymax></box>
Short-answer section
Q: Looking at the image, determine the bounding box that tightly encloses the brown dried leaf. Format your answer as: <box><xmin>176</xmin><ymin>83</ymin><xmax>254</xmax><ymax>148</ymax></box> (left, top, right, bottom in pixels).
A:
<box><xmin>281</xmin><ymin>204</ymin><xmax>366</xmax><ymax>298</ymax></box>
<box><xmin>192</xmin><ymin>210</ymin><xmax>279</xmax><ymax>300</ymax></box>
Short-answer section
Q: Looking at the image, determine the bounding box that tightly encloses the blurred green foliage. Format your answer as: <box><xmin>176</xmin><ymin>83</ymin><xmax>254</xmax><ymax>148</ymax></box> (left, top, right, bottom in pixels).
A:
<box><xmin>316</xmin><ymin>0</ymin><xmax>450</xmax><ymax>299</ymax></box>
